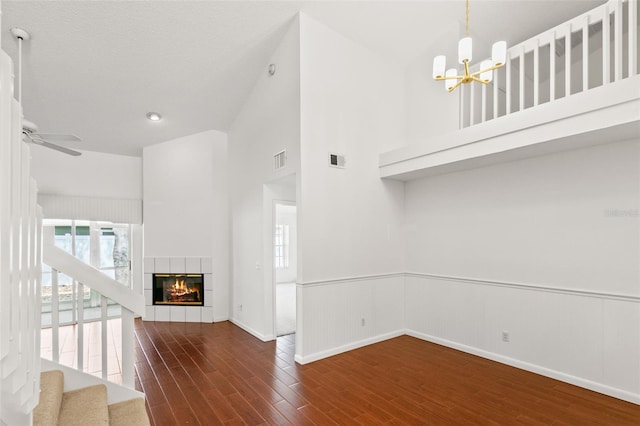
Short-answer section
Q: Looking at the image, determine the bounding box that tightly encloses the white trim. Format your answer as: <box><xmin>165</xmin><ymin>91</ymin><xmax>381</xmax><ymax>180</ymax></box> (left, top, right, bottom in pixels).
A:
<box><xmin>299</xmin><ymin>272</ymin><xmax>405</xmax><ymax>288</ymax></box>
<box><xmin>299</xmin><ymin>272</ymin><xmax>639</xmax><ymax>303</ymax></box>
<box><xmin>229</xmin><ymin>318</ymin><xmax>273</xmax><ymax>342</ymax></box>
<box><xmin>38</xmin><ymin>194</ymin><xmax>142</xmax><ymax>224</ymax></box>
<box><xmin>41</xmin><ymin>359</ymin><xmax>145</xmax><ymax>405</ymax></box>
<box><xmin>406</xmin><ymin>329</ymin><xmax>640</xmax><ymax>405</ymax></box>
<box><xmin>295</xmin><ymin>330</ymin><xmax>405</xmax><ymax>365</ymax></box>
<box><xmin>406</xmin><ymin>272</ymin><xmax>640</xmax><ymax>303</ymax></box>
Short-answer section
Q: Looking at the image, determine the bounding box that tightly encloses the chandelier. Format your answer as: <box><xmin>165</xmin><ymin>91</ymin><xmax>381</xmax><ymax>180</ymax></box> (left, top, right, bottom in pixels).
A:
<box><xmin>432</xmin><ymin>0</ymin><xmax>507</xmax><ymax>92</ymax></box>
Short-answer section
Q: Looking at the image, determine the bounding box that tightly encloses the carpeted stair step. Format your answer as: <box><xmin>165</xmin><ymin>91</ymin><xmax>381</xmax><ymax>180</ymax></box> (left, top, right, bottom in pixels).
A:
<box><xmin>58</xmin><ymin>384</ymin><xmax>109</xmax><ymax>425</ymax></box>
<box><xmin>33</xmin><ymin>370</ymin><xmax>64</xmax><ymax>426</ymax></box>
<box><xmin>108</xmin><ymin>398</ymin><xmax>150</xmax><ymax>426</ymax></box>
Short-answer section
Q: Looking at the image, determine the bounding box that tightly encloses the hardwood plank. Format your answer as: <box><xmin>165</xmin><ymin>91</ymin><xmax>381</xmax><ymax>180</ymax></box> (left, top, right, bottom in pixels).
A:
<box><xmin>131</xmin><ymin>320</ymin><xmax>640</xmax><ymax>425</ymax></box>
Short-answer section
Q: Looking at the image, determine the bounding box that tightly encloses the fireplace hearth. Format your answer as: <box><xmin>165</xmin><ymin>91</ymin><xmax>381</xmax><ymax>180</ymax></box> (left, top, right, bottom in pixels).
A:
<box><xmin>153</xmin><ymin>273</ymin><xmax>204</xmax><ymax>306</ymax></box>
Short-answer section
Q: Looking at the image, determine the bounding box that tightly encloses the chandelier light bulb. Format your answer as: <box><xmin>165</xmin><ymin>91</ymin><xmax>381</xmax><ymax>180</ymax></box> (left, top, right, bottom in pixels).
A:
<box><xmin>492</xmin><ymin>41</ymin><xmax>507</xmax><ymax>66</ymax></box>
<box><xmin>445</xmin><ymin>68</ymin><xmax>457</xmax><ymax>91</ymax></box>
<box><xmin>458</xmin><ymin>37</ymin><xmax>472</xmax><ymax>64</ymax></box>
<box><xmin>433</xmin><ymin>55</ymin><xmax>446</xmax><ymax>79</ymax></box>
<box><xmin>479</xmin><ymin>60</ymin><xmax>494</xmax><ymax>83</ymax></box>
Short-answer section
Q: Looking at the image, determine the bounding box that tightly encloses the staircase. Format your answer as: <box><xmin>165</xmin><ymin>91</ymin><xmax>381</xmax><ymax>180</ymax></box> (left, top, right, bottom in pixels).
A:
<box><xmin>33</xmin><ymin>370</ymin><xmax>149</xmax><ymax>426</ymax></box>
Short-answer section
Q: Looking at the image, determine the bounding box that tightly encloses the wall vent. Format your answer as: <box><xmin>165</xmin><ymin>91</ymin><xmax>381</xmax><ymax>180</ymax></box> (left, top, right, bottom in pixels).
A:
<box><xmin>328</xmin><ymin>153</ymin><xmax>346</xmax><ymax>169</ymax></box>
<box><xmin>274</xmin><ymin>150</ymin><xmax>286</xmax><ymax>170</ymax></box>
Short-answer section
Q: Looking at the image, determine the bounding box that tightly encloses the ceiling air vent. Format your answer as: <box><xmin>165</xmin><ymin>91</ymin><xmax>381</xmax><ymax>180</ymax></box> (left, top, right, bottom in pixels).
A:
<box><xmin>274</xmin><ymin>150</ymin><xmax>286</xmax><ymax>170</ymax></box>
<box><xmin>328</xmin><ymin>153</ymin><xmax>346</xmax><ymax>169</ymax></box>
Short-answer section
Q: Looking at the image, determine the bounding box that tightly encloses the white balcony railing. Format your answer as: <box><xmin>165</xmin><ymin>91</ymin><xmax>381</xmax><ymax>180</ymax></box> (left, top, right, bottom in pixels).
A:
<box><xmin>42</xmin><ymin>240</ymin><xmax>144</xmax><ymax>388</ymax></box>
<box><xmin>462</xmin><ymin>0</ymin><xmax>638</xmax><ymax>128</ymax></box>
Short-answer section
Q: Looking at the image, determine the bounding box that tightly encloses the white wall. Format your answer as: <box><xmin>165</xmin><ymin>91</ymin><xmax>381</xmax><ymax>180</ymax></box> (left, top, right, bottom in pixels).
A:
<box><xmin>404</xmin><ymin>139</ymin><xmax>640</xmax><ymax>402</ymax></box>
<box><xmin>295</xmin><ymin>14</ymin><xmax>406</xmax><ymax>362</ymax></box>
<box><xmin>143</xmin><ymin>129</ymin><xmax>229</xmax><ymax>320</ymax></box>
<box><xmin>30</xmin><ymin>148</ymin><xmax>142</xmax><ymax>199</ymax></box>
<box><xmin>228</xmin><ymin>17</ymin><xmax>301</xmax><ymax>340</ymax></box>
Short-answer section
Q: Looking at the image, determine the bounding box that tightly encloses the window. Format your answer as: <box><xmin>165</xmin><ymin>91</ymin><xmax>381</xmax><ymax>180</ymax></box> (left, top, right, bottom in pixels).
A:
<box><xmin>274</xmin><ymin>224</ymin><xmax>289</xmax><ymax>269</ymax></box>
<box><xmin>42</xmin><ymin>219</ymin><xmax>132</xmax><ymax>327</ymax></box>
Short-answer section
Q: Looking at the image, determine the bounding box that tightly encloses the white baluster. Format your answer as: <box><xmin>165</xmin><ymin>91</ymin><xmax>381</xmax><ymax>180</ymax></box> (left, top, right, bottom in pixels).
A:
<box><xmin>604</xmin><ymin>4</ymin><xmax>611</xmax><ymax>84</ymax></box>
<box><xmin>583</xmin><ymin>16</ymin><xmax>589</xmax><ymax>92</ymax></box>
<box><xmin>630</xmin><ymin>0</ymin><xmax>637</xmax><ymax>76</ymax></box>
<box><xmin>101</xmin><ymin>295</ymin><xmax>108</xmax><ymax>380</ymax></box>
<box><xmin>615</xmin><ymin>0</ymin><xmax>623</xmax><ymax>80</ymax></box>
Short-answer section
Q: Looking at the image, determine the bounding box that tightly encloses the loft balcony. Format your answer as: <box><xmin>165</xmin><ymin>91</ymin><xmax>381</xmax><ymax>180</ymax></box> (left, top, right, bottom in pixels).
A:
<box><xmin>380</xmin><ymin>0</ymin><xmax>640</xmax><ymax>181</ymax></box>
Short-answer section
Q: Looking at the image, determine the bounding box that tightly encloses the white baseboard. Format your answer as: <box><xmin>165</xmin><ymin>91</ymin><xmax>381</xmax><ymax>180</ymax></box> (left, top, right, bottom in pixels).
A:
<box><xmin>213</xmin><ymin>316</ymin><xmax>229</xmax><ymax>322</ymax></box>
<box><xmin>41</xmin><ymin>359</ymin><xmax>145</xmax><ymax>404</ymax></box>
<box><xmin>294</xmin><ymin>329</ymin><xmax>405</xmax><ymax>365</ymax></box>
<box><xmin>406</xmin><ymin>329</ymin><xmax>640</xmax><ymax>405</ymax></box>
<box><xmin>228</xmin><ymin>318</ymin><xmax>272</xmax><ymax>342</ymax></box>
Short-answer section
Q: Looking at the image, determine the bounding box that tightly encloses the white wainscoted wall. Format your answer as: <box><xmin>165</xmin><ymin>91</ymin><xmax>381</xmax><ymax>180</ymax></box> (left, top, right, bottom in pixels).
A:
<box><xmin>294</xmin><ymin>13</ymin><xmax>406</xmax><ymax>363</ymax></box>
<box><xmin>143</xmin><ymin>257</ymin><xmax>214</xmax><ymax>323</ymax></box>
<box><xmin>295</xmin><ymin>275</ymin><xmax>405</xmax><ymax>364</ymax></box>
<box><xmin>403</xmin><ymin>139</ymin><xmax>640</xmax><ymax>404</ymax></box>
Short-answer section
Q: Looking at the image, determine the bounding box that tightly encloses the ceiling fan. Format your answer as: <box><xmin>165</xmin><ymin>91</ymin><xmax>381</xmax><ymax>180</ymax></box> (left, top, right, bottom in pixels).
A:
<box><xmin>11</xmin><ymin>27</ymin><xmax>82</xmax><ymax>156</ymax></box>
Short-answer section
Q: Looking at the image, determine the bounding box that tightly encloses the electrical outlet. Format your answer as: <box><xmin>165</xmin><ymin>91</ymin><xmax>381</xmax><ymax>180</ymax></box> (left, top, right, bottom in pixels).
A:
<box><xmin>502</xmin><ymin>331</ymin><xmax>510</xmax><ymax>342</ymax></box>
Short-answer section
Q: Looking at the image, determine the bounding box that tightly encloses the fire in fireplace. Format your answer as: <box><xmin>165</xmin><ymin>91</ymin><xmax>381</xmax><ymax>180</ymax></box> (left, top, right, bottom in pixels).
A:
<box><xmin>153</xmin><ymin>274</ymin><xmax>204</xmax><ymax>306</ymax></box>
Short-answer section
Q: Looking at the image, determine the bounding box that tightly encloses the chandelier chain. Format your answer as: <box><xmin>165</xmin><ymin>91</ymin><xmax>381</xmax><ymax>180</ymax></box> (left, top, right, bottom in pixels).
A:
<box><xmin>465</xmin><ymin>0</ymin><xmax>470</xmax><ymax>37</ymax></box>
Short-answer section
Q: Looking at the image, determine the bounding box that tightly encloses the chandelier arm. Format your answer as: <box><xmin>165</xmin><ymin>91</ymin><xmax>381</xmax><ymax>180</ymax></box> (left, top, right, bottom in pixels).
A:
<box><xmin>434</xmin><ymin>75</ymin><xmax>466</xmax><ymax>81</ymax></box>
<box><xmin>448</xmin><ymin>79</ymin><xmax>465</xmax><ymax>92</ymax></box>
<box><xmin>469</xmin><ymin>63</ymin><xmax>505</xmax><ymax>77</ymax></box>
<box><xmin>470</xmin><ymin>76</ymin><xmax>490</xmax><ymax>84</ymax></box>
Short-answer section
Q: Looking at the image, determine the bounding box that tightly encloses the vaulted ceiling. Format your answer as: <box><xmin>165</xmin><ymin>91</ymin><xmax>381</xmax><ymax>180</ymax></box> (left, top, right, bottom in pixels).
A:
<box><xmin>1</xmin><ymin>1</ymin><xmax>603</xmax><ymax>156</ymax></box>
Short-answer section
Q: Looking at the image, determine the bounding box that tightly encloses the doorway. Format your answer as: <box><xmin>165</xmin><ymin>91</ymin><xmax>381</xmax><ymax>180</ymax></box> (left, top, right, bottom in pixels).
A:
<box><xmin>274</xmin><ymin>201</ymin><xmax>297</xmax><ymax>336</ymax></box>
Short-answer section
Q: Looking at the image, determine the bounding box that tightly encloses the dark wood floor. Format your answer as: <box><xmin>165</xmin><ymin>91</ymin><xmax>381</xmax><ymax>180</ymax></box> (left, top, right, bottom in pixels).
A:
<box><xmin>133</xmin><ymin>320</ymin><xmax>640</xmax><ymax>425</ymax></box>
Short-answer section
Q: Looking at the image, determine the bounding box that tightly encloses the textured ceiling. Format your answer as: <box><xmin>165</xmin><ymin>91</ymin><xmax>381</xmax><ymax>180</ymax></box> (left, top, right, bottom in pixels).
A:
<box><xmin>1</xmin><ymin>0</ymin><xmax>604</xmax><ymax>157</ymax></box>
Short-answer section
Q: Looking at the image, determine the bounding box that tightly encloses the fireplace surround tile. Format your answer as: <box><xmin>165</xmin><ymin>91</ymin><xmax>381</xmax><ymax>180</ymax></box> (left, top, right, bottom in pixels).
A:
<box><xmin>155</xmin><ymin>306</ymin><xmax>171</xmax><ymax>322</ymax></box>
<box><xmin>155</xmin><ymin>257</ymin><xmax>171</xmax><ymax>273</ymax></box>
<box><xmin>204</xmin><ymin>274</ymin><xmax>213</xmax><ymax>291</ymax></box>
<box><xmin>201</xmin><ymin>257</ymin><xmax>213</xmax><ymax>274</ymax></box>
<box><xmin>170</xmin><ymin>257</ymin><xmax>186</xmax><ymax>273</ymax></box>
<box><xmin>145</xmin><ymin>306</ymin><xmax>155</xmax><ymax>321</ymax></box>
<box><xmin>143</xmin><ymin>257</ymin><xmax>155</xmax><ymax>274</ymax></box>
<box><xmin>144</xmin><ymin>273</ymin><xmax>152</xmax><ymax>290</ymax></box>
<box><xmin>170</xmin><ymin>306</ymin><xmax>186</xmax><ymax>322</ymax></box>
<box><xmin>185</xmin><ymin>308</ymin><xmax>201</xmax><ymax>323</ymax></box>
<box><xmin>202</xmin><ymin>307</ymin><xmax>213</xmax><ymax>323</ymax></box>
<box><xmin>186</xmin><ymin>257</ymin><xmax>201</xmax><ymax>273</ymax></box>
<box><xmin>143</xmin><ymin>256</ymin><xmax>214</xmax><ymax>323</ymax></box>
<box><xmin>144</xmin><ymin>289</ymin><xmax>153</xmax><ymax>306</ymax></box>
<box><xmin>205</xmin><ymin>290</ymin><xmax>213</xmax><ymax>307</ymax></box>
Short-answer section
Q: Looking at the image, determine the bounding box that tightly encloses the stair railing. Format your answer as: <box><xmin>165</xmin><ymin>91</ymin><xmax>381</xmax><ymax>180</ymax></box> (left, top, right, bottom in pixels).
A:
<box><xmin>461</xmin><ymin>0</ymin><xmax>638</xmax><ymax>128</ymax></box>
<box><xmin>42</xmin><ymin>235</ymin><xmax>144</xmax><ymax>388</ymax></box>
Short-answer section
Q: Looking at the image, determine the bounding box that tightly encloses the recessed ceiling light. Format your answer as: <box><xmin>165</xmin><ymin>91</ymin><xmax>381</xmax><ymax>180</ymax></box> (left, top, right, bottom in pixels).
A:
<box><xmin>146</xmin><ymin>112</ymin><xmax>162</xmax><ymax>121</ymax></box>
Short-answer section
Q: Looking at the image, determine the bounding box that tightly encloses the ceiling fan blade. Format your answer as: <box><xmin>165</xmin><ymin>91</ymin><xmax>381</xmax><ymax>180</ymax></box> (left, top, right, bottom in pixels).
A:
<box><xmin>31</xmin><ymin>139</ymin><xmax>82</xmax><ymax>156</ymax></box>
<box><xmin>31</xmin><ymin>133</ymin><xmax>81</xmax><ymax>142</ymax></box>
